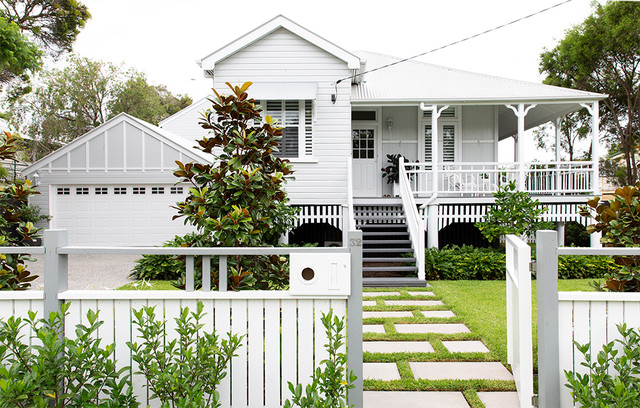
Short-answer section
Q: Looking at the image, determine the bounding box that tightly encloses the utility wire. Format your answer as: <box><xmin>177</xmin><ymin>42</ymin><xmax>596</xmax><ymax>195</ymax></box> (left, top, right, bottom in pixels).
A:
<box><xmin>336</xmin><ymin>0</ymin><xmax>576</xmax><ymax>85</ymax></box>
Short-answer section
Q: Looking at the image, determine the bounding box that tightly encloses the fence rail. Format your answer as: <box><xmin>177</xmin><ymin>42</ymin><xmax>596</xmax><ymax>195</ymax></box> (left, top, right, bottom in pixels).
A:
<box><xmin>0</xmin><ymin>229</ymin><xmax>364</xmax><ymax>408</ymax></box>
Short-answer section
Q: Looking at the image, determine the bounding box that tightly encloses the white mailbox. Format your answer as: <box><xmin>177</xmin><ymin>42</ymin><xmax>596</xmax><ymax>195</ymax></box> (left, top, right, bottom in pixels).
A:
<box><xmin>289</xmin><ymin>252</ymin><xmax>351</xmax><ymax>296</ymax></box>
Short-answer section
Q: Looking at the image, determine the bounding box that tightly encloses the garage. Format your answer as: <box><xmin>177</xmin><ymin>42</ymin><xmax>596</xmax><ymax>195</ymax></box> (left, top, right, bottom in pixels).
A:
<box><xmin>22</xmin><ymin>113</ymin><xmax>210</xmax><ymax>246</ymax></box>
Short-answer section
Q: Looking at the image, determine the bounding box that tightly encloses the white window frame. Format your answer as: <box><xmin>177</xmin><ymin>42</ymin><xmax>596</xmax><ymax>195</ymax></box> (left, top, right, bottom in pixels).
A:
<box><xmin>260</xmin><ymin>99</ymin><xmax>314</xmax><ymax>161</ymax></box>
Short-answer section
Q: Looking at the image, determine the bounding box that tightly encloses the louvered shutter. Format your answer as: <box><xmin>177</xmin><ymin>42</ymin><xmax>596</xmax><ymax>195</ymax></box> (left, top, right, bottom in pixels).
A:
<box><xmin>424</xmin><ymin>124</ymin><xmax>455</xmax><ymax>163</ymax></box>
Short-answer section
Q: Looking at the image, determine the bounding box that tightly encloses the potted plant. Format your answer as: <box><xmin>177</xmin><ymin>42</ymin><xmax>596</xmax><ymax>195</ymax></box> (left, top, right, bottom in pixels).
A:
<box><xmin>381</xmin><ymin>154</ymin><xmax>407</xmax><ymax>197</ymax></box>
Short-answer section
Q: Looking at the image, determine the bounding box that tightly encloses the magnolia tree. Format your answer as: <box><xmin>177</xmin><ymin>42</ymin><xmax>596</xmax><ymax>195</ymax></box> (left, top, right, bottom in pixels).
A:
<box><xmin>172</xmin><ymin>82</ymin><xmax>298</xmax><ymax>289</ymax></box>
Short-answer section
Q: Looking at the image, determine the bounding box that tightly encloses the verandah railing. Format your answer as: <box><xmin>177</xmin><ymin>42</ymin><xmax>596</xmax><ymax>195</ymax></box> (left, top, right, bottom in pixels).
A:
<box><xmin>404</xmin><ymin>161</ymin><xmax>594</xmax><ymax>196</ymax></box>
<box><xmin>0</xmin><ymin>229</ymin><xmax>364</xmax><ymax>408</ymax></box>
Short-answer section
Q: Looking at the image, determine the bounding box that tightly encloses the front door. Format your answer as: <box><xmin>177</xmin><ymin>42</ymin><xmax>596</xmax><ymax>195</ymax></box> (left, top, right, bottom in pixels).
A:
<box><xmin>352</xmin><ymin>128</ymin><xmax>379</xmax><ymax>197</ymax></box>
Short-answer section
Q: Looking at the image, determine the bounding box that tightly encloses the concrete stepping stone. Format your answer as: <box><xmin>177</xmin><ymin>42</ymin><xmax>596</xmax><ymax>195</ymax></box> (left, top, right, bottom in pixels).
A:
<box><xmin>395</xmin><ymin>323</ymin><xmax>470</xmax><ymax>334</ymax></box>
<box><xmin>363</xmin><ymin>341</ymin><xmax>434</xmax><ymax>354</ymax></box>
<box><xmin>363</xmin><ymin>362</ymin><xmax>401</xmax><ymax>381</ymax></box>
<box><xmin>477</xmin><ymin>392</ymin><xmax>519</xmax><ymax>408</ymax></box>
<box><xmin>363</xmin><ymin>311</ymin><xmax>414</xmax><ymax>319</ymax></box>
<box><xmin>363</xmin><ymin>300</ymin><xmax>377</xmax><ymax>307</ymax></box>
<box><xmin>410</xmin><ymin>362</ymin><xmax>513</xmax><ymax>381</ymax></box>
<box><xmin>407</xmin><ymin>291</ymin><xmax>435</xmax><ymax>297</ymax></box>
<box><xmin>420</xmin><ymin>310</ymin><xmax>456</xmax><ymax>318</ymax></box>
<box><xmin>442</xmin><ymin>340</ymin><xmax>490</xmax><ymax>353</ymax></box>
<box><xmin>363</xmin><ymin>325</ymin><xmax>386</xmax><ymax>334</ymax></box>
<box><xmin>363</xmin><ymin>292</ymin><xmax>400</xmax><ymax>297</ymax></box>
<box><xmin>364</xmin><ymin>391</ymin><xmax>470</xmax><ymax>408</ymax></box>
<box><xmin>385</xmin><ymin>300</ymin><xmax>443</xmax><ymax>306</ymax></box>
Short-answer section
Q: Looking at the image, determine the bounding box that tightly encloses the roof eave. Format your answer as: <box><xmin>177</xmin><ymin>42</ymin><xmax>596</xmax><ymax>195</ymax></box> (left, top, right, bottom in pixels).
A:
<box><xmin>350</xmin><ymin>94</ymin><xmax>608</xmax><ymax>106</ymax></box>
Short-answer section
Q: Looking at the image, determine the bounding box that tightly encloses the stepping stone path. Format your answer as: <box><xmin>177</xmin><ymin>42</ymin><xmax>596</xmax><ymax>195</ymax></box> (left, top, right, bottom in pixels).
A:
<box><xmin>362</xmin><ymin>288</ymin><xmax>518</xmax><ymax>408</ymax></box>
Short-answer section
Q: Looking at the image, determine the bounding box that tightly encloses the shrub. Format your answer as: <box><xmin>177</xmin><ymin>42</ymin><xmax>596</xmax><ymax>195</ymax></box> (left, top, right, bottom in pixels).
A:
<box><xmin>564</xmin><ymin>221</ymin><xmax>590</xmax><ymax>247</ymax></box>
<box><xmin>0</xmin><ymin>303</ymin><xmax>138</xmax><ymax>407</ymax></box>
<box><xmin>425</xmin><ymin>245</ymin><xmax>615</xmax><ymax>280</ymax></box>
<box><xmin>128</xmin><ymin>301</ymin><xmax>242</xmax><ymax>407</ymax></box>
<box><xmin>284</xmin><ymin>309</ymin><xmax>356</xmax><ymax>408</ymax></box>
<box><xmin>581</xmin><ymin>184</ymin><xmax>640</xmax><ymax>291</ymax></box>
<box><xmin>565</xmin><ymin>324</ymin><xmax>640</xmax><ymax>407</ymax></box>
<box><xmin>129</xmin><ymin>233</ymin><xmax>202</xmax><ymax>281</ymax></box>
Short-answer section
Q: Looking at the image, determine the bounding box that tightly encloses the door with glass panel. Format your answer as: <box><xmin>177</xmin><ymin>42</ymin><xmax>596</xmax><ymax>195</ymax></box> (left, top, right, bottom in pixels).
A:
<box><xmin>352</xmin><ymin>128</ymin><xmax>379</xmax><ymax>196</ymax></box>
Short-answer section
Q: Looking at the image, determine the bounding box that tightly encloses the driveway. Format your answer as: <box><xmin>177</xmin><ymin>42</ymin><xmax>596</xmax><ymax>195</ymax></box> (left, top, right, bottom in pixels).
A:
<box><xmin>27</xmin><ymin>254</ymin><xmax>140</xmax><ymax>290</ymax></box>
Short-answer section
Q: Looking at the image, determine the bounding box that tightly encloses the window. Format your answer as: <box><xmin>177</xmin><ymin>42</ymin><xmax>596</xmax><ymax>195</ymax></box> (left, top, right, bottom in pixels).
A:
<box><xmin>170</xmin><ymin>187</ymin><xmax>183</xmax><ymax>194</ymax></box>
<box><xmin>352</xmin><ymin>129</ymin><xmax>375</xmax><ymax>159</ymax></box>
<box><xmin>423</xmin><ymin>106</ymin><xmax>456</xmax><ymax>119</ymax></box>
<box><xmin>114</xmin><ymin>187</ymin><xmax>127</xmax><ymax>195</ymax></box>
<box><xmin>352</xmin><ymin>110</ymin><xmax>376</xmax><ymax>121</ymax></box>
<box><xmin>95</xmin><ymin>187</ymin><xmax>108</xmax><ymax>195</ymax></box>
<box><xmin>75</xmin><ymin>187</ymin><xmax>89</xmax><ymax>195</ymax></box>
<box><xmin>262</xmin><ymin>100</ymin><xmax>313</xmax><ymax>158</ymax></box>
<box><xmin>133</xmin><ymin>187</ymin><xmax>146</xmax><ymax>195</ymax></box>
<box><xmin>151</xmin><ymin>187</ymin><xmax>164</xmax><ymax>194</ymax></box>
<box><xmin>424</xmin><ymin>124</ymin><xmax>456</xmax><ymax>162</ymax></box>
<box><xmin>57</xmin><ymin>187</ymin><xmax>70</xmax><ymax>195</ymax></box>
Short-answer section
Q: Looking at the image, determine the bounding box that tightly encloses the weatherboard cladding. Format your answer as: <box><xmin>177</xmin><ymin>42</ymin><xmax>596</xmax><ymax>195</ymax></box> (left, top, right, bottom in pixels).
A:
<box><xmin>213</xmin><ymin>27</ymin><xmax>351</xmax><ymax>205</ymax></box>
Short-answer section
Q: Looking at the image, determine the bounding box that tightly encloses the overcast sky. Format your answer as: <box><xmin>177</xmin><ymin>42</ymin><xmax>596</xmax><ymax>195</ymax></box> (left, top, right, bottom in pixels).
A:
<box><xmin>67</xmin><ymin>0</ymin><xmax>603</xmax><ymax>160</ymax></box>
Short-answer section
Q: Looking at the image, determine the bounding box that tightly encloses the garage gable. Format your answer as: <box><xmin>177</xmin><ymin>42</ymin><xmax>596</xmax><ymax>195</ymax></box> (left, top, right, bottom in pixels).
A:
<box><xmin>23</xmin><ymin>113</ymin><xmax>211</xmax><ymax>177</ymax></box>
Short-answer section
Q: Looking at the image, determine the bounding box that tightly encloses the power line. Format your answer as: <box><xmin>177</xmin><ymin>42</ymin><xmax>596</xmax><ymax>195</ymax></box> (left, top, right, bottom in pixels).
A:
<box><xmin>336</xmin><ymin>0</ymin><xmax>576</xmax><ymax>85</ymax></box>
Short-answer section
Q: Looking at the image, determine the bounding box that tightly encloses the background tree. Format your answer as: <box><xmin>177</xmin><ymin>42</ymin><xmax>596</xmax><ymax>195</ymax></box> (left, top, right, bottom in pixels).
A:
<box><xmin>0</xmin><ymin>0</ymin><xmax>90</xmax><ymax>99</ymax></box>
<box><xmin>540</xmin><ymin>1</ymin><xmax>640</xmax><ymax>184</ymax></box>
<box><xmin>533</xmin><ymin>109</ymin><xmax>591</xmax><ymax>161</ymax></box>
<box><xmin>9</xmin><ymin>55</ymin><xmax>192</xmax><ymax>160</ymax></box>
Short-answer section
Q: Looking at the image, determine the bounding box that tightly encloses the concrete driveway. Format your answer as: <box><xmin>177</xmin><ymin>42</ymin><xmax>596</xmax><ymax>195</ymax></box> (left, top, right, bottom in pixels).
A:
<box><xmin>27</xmin><ymin>254</ymin><xmax>140</xmax><ymax>290</ymax></box>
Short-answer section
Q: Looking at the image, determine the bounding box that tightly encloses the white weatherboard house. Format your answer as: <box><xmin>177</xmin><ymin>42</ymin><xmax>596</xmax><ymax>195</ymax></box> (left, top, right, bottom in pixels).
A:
<box><xmin>23</xmin><ymin>15</ymin><xmax>606</xmax><ymax>285</ymax></box>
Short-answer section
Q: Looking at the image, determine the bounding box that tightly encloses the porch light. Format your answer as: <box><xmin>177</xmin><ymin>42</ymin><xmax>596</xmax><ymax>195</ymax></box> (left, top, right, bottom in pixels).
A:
<box><xmin>387</xmin><ymin>117</ymin><xmax>394</xmax><ymax>130</ymax></box>
<box><xmin>32</xmin><ymin>172</ymin><xmax>40</xmax><ymax>187</ymax></box>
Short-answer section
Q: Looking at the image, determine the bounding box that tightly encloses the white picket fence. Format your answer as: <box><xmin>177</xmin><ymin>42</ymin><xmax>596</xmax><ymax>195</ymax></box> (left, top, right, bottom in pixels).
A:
<box><xmin>535</xmin><ymin>230</ymin><xmax>640</xmax><ymax>408</ymax></box>
<box><xmin>505</xmin><ymin>235</ymin><xmax>533</xmax><ymax>408</ymax></box>
<box><xmin>0</xmin><ymin>229</ymin><xmax>364</xmax><ymax>408</ymax></box>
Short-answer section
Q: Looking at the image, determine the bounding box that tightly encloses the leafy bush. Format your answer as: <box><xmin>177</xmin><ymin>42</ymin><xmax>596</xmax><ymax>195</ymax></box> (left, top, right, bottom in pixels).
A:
<box><xmin>0</xmin><ymin>303</ymin><xmax>138</xmax><ymax>407</ymax></box>
<box><xmin>581</xmin><ymin>184</ymin><xmax>640</xmax><ymax>291</ymax></box>
<box><xmin>565</xmin><ymin>324</ymin><xmax>640</xmax><ymax>407</ymax></box>
<box><xmin>284</xmin><ymin>309</ymin><xmax>356</xmax><ymax>408</ymax></box>
<box><xmin>128</xmin><ymin>301</ymin><xmax>242</xmax><ymax>408</ymax></box>
<box><xmin>129</xmin><ymin>233</ymin><xmax>201</xmax><ymax>281</ymax></box>
<box><xmin>425</xmin><ymin>245</ymin><xmax>615</xmax><ymax>280</ymax></box>
<box><xmin>425</xmin><ymin>245</ymin><xmax>506</xmax><ymax>280</ymax></box>
<box><xmin>475</xmin><ymin>181</ymin><xmax>554</xmax><ymax>243</ymax></box>
<box><xmin>564</xmin><ymin>221</ymin><xmax>590</xmax><ymax>247</ymax></box>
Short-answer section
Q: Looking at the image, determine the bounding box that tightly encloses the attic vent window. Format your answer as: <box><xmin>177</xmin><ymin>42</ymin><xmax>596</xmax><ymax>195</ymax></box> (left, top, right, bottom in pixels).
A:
<box><xmin>423</xmin><ymin>107</ymin><xmax>456</xmax><ymax>119</ymax></box>
<box><xmin>352</xmin><ymin>111</ymin><xmax>376</xmax><ymax>121</ymax></box>
<box><xmin>260</xmin><ymin>99</ymin><xmax>313</xmax><ymax>159</ymax></box>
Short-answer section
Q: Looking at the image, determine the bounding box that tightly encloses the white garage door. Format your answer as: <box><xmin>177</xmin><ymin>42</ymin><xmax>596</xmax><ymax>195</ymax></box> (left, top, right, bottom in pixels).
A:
<box><xmin>53</xmin><ymin>185</ymin><xmax>195</xmax><ymax>246</ymax></box>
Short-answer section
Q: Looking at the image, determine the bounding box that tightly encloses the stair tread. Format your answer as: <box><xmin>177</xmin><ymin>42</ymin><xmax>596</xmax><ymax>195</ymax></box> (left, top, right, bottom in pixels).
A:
<box><xmin>362</xmin><ymin>231</ymin><xmax>409</xmax><ymax>236</ymax></box>
<box><xmin>363</xmin><ymin>257</ymin><xmax>416</xmax><ymax>263</ymax></box>
<box><xmin>364</xmin><ymin>239</ymin><xmax>411</xmax><ymax>244</ymax></box>
<box><xmin>363</xmin><ymin>266</ymin><xmax>419</xmax><ymax>272</ymax></box>
<box><xmin>363</xmin><ymin>248</ymin><xmax>412</xmax><ymax>252</ymax></box>
<box><xmin>363</xmin><ymin>277</ymin><xmax>428</xmax><ymax>288</ymax></box>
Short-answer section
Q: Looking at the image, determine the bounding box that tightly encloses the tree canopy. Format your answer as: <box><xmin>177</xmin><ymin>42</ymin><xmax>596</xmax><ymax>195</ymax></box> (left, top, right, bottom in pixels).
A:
<box><xmin>540</xmin><ymin>1</ymin><xmax>640</xmax><ymax>184</ymax></box>
<box><xmin>9</xmin><ymin>55</ymin><xmax>192</xmax><ymax>160</ymax></box>
<box><xmin>0</xmin><ymin>0</ymin><xmax>90</xmax><ymax>99</ymax></box>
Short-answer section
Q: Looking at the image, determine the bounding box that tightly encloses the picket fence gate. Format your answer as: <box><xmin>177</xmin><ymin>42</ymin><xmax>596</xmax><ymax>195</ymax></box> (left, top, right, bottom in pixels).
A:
<box><xmin>0</xmin><ymin>229</ymin><xmax>364</xmax><ymax>408</ymax></box>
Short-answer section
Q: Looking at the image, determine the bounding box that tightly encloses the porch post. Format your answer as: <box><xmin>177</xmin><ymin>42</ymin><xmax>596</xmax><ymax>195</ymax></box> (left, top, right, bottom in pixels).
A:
<box><xmin>506</xmin><ymin>104</ymin><xmax>537</xmax><ymax>191</ymax></box>
<box><xmin>427</xmin><ymin>204</ymin><xmax>438</xmax><ymax>249</ymax></box>
<box><xmin>580</xmin><ymin>101</ymin><xmax>602</xmax><ymax>248</ymax></box>
<box><xmin>555</xmin><ymin>117</ymin><xmax>562</xmax><ymax>193</ymax></box>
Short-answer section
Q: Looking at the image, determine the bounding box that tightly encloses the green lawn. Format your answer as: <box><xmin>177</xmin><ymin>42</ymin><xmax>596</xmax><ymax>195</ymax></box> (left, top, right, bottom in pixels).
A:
<box><xmin>430</xmin><ymin>279</ymin><xmax>597</xmax><ymax>369</ymax></box>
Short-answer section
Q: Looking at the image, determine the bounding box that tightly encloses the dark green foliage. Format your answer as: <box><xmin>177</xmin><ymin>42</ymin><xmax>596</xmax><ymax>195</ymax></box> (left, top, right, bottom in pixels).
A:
<box><xmin>581</xmin><ymin>185</ymin><xmax>640</xmax><ymax>291</ymax></box>
<box><xmin>128</xmin><ymin>301</ymin><xmax>242</xmax><ymax>408</ymax></box>
<box><xmin>380</xmin><ymin>154</ymin><xmax>406</xmax><ymax>184</ymax></box>
<box><xmin>284</xmin><ymin>309</ymin><xmax>356</xmax><ymax>408</ymax></box>
<box><xmin>565</xmin><ymin>324</ymin><xmax>640</xmax><ymax>407</ymax></box>
<box><xmin>0</xmin><ymin>131</ymin><xmax>44</xmax><ymax>290</ymax></box>
<box><xmin>564</xmin><ymin>221</ymin><xmax>590</xmax><ymax>247</ymax></box>
<box><xmin>475</xmin><ymin>181</ymin><xmax>554</xmax><ymax>243</ymax></box>
<box><xmin>425</xmin><ymin>245</ymin><xmax>506</xmax><ymax>280</ymax></box>
<box><xmin>425</xmin><ymin>245</ymin><xmax>615</xmax><ymax>280</ymax></box>
<box><xmin>129</xmin><ymin>233</ymin><xmax>200</xmax><ymax>281</ymax></box>
<box><xmin>0</xmin><ymin>303</ymin><xmax>138</xmax><ymax>407</ymax></box>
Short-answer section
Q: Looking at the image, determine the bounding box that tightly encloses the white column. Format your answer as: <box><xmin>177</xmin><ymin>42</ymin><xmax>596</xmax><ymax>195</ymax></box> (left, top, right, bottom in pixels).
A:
<box><xmin>555</xmin><ymin>221</ymin><xmax>565</xmax><ymax>246</ymax></box>
<box><xmin>506</xmin><ymin>104</ymin><xmax>537</xmax><ymax>191</ymax></box>
<box><xmin>427</xmin><ymin>204</ymin><xmax>438</xmax><ymax>249</ymax></box>
<box><xmin>555</xmin><ymin>117</ymin><xmax>562</xmax><ymax>193</ymax></box>
<box><xmin>580</xmin><ymin>101</ymin><xmax>601</xmax><ymax>196</ymax></box>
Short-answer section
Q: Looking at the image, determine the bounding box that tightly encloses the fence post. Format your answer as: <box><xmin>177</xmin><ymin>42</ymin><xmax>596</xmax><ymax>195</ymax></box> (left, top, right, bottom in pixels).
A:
<box><xmin>536</xmin><ymin>230</ymin><xmax>560</xmax><ymax>408</ymax></box>
<box><xmin>347</xmin><ymin>229</ymin><xmax>363</xmax><ymax>408</ymax></box>
<box><xmin>43</xmin><ymin>229</ymin><xmax>68</xmax><ymax>317</ymax></box>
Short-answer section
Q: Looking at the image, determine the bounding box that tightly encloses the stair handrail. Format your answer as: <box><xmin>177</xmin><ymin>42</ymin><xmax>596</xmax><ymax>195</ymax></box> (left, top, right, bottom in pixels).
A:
<box><xmin>399</xmin><ymin>157</ymin><xmax>425</xmax><ymax>280</ymax></box>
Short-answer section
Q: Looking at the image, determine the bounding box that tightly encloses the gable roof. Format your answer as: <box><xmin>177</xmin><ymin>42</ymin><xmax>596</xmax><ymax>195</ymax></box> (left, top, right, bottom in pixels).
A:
<box><xmin>352</xmin><ymin>51</ymin><xmax>606</xmax><ymax>104</ymax></box>
<box><xmin>23</xmin><ymin>113</ymin><xmax>212</xmax><ymax>174</ymax></box>
<box><xmin>198</xmin><ymin>15</ymin><xmax>361</xmax><ymax>77</ymax></box>
<box><xmin>158</xmin><ymin>96</ymin><xmax>210</xmax><ymax>128</ymax></box>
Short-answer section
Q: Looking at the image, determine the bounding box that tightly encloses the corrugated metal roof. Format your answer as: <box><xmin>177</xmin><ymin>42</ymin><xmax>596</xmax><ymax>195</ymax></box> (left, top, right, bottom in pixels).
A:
<box><xmin>351</xmin><ymin>51</ymin><xmax>605</xmax><ymax>103</ymax></box>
